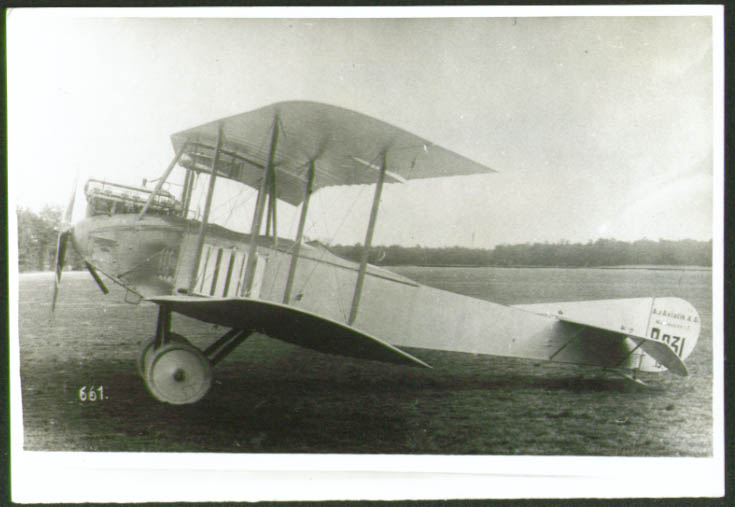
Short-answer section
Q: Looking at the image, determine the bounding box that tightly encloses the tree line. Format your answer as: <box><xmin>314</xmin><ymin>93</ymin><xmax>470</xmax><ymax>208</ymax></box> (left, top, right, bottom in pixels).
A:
<box><xmin>328</xmin><ymin>238</ymin><xmax>712</xmax><ymax>268</ymax></box>
<box><xmin>16</xmin><ymin>206</ymin><xmax>84</xmax><ymax>272</ymax></box>
<box><xmin>15</xmin><ymin>205</ymin><xmax>711</xmax><ymax>272</ymax></box>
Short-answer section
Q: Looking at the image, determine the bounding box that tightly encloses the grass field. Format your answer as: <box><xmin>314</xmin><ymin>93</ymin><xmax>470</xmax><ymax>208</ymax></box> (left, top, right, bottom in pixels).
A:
<box><xmin>17</xmin><ymin>266</ymin><xmax>713</xmax><ymax>455</ymax></box>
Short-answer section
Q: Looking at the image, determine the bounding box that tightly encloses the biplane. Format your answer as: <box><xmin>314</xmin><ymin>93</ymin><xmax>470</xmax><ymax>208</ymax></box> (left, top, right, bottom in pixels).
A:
<box><xmin>52</xmin><ymin>101</ymin><xmax>701</xmax><ymax>404</ymax></box>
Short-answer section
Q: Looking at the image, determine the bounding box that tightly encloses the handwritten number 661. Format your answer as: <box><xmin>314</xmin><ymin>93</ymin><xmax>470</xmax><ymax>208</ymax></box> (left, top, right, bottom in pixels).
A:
<box><xmin>78</xmin><ymin>386</ymin><xmax>105</xmax><ymax>402</ymax></box>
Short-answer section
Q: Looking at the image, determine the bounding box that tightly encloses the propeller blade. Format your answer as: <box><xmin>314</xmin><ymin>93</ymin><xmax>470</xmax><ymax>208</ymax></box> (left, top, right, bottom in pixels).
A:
<box><xmin>52</xmin><ymin>176</ymin><xmax>78</xmax><ymax>312</ymax></box>
<box><xmin>51</xmin><ymin>230</ymin><xmax>69</xmax><ymax>312</ymax></box>
<box><xmin>63</xmin><ymin>177</ymin><xmax>78</xmax><ymax>226</ymax></box>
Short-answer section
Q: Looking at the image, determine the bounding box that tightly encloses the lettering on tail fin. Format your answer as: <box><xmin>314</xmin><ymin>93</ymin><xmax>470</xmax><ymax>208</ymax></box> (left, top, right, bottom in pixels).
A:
<box><xmin>648</xmin><ymin>327</ymin><xmax>686</xmax><ymax>358</ymax></box>
<box><xmin>645</xmin><ymin>298</ymin><xmax>700</xmax><ymax>362</ymax></box>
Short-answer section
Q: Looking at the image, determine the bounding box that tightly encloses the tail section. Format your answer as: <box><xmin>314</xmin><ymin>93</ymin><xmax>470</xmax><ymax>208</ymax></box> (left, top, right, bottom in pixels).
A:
<box><xmin>514</xmin><ymin>297</ymin><xmax>700</xmax><ymax>375</ymax></box>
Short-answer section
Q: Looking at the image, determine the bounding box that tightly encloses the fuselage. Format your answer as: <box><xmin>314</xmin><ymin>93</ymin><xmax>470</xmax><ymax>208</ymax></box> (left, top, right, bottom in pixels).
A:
<box><xmin>71</xmin><ymin>205</ymin><xmax>664</xmax><ymax>374</ymax></box>
<box><xmin>70</xmin><ymin>178</ymin><xmax>692</xmax><ymax>375</ymax></box>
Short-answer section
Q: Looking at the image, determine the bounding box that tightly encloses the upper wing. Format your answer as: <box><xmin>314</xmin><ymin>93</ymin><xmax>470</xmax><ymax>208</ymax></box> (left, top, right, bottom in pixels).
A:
<box><xmin>514</xmin><ymin>297</ymin><xmax>701</xmax><ymax>376</ymax></box>
<box><xmin>148</xmin><ymin>295</ymin><xmax>431</xmax><ymax>369</ymax></box>
<box><xmin>171</xmin><ymin>101</ymin><xmax>495</xmax><ymax>205</ymax></box>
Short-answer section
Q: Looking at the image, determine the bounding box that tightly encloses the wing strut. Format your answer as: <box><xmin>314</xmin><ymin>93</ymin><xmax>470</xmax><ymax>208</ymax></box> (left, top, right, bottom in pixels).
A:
<box><xmin>265</xmin><ymin>156</ymin><xmax>278</xmax><ymax>246</ymax></box>
<box><xmin>188</xmin><ymin>124</ymin><xmax>223</xmax><ymax>292</ymax></box>
<box><xmin>348</xmin><ymin>151</ymin><xmax>387</xmax><ymax>325</ymax></box>
<box><xmin>180</xmin><ymin>167</ymin><xmax>192</xmax><ymax>217</ymax></box>
<box><xmin>283</xmin><ymin>159</ymin><xmax>316</xmax><ymax>304</ymax></box>
<box><xmin>182</xmin><ymin>168</ymin><xmax>196</xmax><ymax>218</ymax></box>
<box><xmin>137</xmin><ymin>141</ymin><xmax>188</xmax><ymax>220</ymax></box>
<box><xmin>243</xmin><ymin>115</ymin><xmax>279</xmax><ymax>296</ymax></box>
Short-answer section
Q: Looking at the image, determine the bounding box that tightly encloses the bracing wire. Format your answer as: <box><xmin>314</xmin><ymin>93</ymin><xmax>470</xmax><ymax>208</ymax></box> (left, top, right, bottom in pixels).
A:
<box><xmin>210</xmin><ymin>180</ymin><xmax>255</xmax><ymax>227</ymax></box>
<box><xmin>265</xmin><ymin>160</ymin><xmax>312</xmax><ymax>297</ymax></box>
<box><xmin>298</xmin><ymin>151</ymin><xmax>383</xmax><ymax>320</ymax></box>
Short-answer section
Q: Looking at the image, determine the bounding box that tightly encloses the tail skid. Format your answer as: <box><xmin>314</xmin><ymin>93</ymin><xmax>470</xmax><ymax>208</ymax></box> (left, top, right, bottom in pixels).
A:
<box><xmin>606</xmin><ymin>368</ymin><xmax>649</xmax><ymax>386</ymax></box>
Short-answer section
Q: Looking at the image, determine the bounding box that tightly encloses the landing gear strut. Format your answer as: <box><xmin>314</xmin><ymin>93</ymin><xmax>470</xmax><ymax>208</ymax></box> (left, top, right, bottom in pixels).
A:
<box><xmin>138</xmin><ymin>305</ymin><xmax>251</xmax><ymax>404</ymax></box>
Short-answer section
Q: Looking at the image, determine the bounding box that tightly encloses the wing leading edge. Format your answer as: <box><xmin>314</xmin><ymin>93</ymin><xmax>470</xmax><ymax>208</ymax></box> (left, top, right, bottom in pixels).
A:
<box><xmin>148</xmin><ymin>296</ymin><xmax>431</xmax><ymax>369</ymax></box>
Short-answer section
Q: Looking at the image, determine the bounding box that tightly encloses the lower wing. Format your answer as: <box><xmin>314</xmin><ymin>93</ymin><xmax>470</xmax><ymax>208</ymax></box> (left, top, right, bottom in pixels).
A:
<box><xmin>148</xmin><ymin>296</ymin><xmax>431</xmax><ymax>369</ymax></box>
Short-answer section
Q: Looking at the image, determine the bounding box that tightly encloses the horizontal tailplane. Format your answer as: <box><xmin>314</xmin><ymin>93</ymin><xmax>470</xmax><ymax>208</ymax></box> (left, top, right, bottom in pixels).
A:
<box><xmin>514</xmin><ymin>297</ymin><xmax>700</xmax><ymax>375</ymax></box>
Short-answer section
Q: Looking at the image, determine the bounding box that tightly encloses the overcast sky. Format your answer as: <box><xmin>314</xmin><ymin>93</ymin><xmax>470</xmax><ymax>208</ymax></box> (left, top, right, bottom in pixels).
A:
<box><xmin>8</xmin><ymin>9</ymin><xmax>717</xmax><ymax>248</ymax></box>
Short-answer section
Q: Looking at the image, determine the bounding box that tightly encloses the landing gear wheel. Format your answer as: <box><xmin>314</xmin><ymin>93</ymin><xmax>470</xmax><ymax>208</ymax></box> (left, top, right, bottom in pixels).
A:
<box><xmin>144</xmin><ymin>341</ymin><xmax>212</xmax><ymax>404</ymax></box>
<box><xmin>137</xmin><ymin>333</ymin><xmax>188</xmax><ymax>376</ymax></box>
<box><xmin>138</xmin><ymin>336</ymin><xmax>156</xmax><ymax>376</ymax></box>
